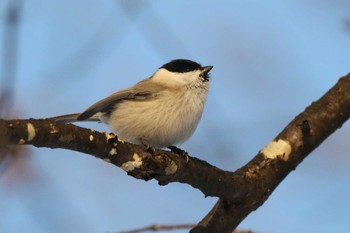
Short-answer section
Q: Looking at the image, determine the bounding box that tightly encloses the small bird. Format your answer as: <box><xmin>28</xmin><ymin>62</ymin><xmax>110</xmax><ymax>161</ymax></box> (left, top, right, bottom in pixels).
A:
<box><xmin>51</xmin><ymin>59</ymin><xmax>213</xmax><ymax>149</ymax></box>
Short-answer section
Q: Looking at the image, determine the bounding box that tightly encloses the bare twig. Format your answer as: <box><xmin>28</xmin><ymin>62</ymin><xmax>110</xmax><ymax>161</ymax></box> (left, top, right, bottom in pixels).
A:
<box><xmin>118</xmin><ymin>224</ymin><xmax>196</xmax><ymax>233</ymax></box>
<box><xmin>118</xmin><ymin>224</ymin><xmax>253</xmax><ymax>233</ymax></box>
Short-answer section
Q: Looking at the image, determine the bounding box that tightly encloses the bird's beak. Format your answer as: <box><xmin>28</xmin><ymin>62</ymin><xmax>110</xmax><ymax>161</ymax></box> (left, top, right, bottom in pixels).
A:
<box><xmin>200</xmin><ymin>65</ymin><xmax>213</xmax><ymax>82</ymax></box>
<box><xmin>201</xmin><ymin>65</ymin><xmax>213</xmax><ymax>75</ymax></box>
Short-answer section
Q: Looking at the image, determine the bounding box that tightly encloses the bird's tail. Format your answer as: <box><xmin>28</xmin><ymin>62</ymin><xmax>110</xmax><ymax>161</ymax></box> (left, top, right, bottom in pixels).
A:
<box><xmin>49</xmin><ymin>113</ymin><xmax>102</xmax><ymax>123</ymax></box>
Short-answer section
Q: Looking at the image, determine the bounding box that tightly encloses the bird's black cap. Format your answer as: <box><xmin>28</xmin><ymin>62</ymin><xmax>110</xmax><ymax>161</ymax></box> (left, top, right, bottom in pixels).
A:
<box><xmin>161</xmin><ymin>59</ymin><xmax>202</xmax><ymax>73</ymax></box>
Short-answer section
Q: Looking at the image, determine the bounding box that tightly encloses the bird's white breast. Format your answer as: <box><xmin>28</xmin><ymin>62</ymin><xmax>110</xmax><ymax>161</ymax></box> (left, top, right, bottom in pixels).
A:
<box><xmin>108</xmin><ymin>85</ymin><xmax>208</xmax><ymax>148</ymax></box>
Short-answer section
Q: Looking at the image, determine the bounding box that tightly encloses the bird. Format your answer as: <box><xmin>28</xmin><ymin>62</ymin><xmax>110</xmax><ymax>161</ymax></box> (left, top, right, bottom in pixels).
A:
<box><xmin>51</xmin><ymin>59</ymin><xmax>213</xmax><ymax>149</ymax></box>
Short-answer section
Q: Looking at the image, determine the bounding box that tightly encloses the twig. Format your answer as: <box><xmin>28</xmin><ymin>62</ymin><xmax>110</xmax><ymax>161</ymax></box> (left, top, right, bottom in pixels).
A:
<box><xmin>118</xmin><ymin>224</ymin><xmax>253</xmax><ymax>233</ymax></box>
<box><xmin>118</xmin><ymin>224</ymin><xmax>196</xmax><ymax>233</ymax></box>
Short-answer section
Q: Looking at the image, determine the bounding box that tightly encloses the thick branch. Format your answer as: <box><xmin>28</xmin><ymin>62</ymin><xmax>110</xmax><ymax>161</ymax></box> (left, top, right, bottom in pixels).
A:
<box><xmin>0</xmin><ymin>118</ymin><xmax>244</xmax><ymax>200</ymax></box>
<box><xmin>191</xmin><ymin>73</ymin><xmax>350</xmax><ymax>232</ymax></box>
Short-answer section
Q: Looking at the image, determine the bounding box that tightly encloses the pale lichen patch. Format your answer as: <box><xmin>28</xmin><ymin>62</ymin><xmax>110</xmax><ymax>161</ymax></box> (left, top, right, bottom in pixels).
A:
<box><xmin>165</xmin><ymin>160</ymin><xmax>178</xmax><ymax>175</ymax></box>
<box><xmin>121</xmin><ymin>153</ymin><xmax>143</xmax><ymax>172</ymax></box>
<box><xmin>117</xmin><ymin>137</ymin><xmax>125</xmax><ymax>143</ymax></box>
<box><xmin>26</xmin><ymin>123</ymin><xmax>36</xmax><ymax>141</ymax></box>
<box><xmin>261</xmin><ymin>139</ymin><xmax>292</xmax><ymax>161</ymax></box>
<box><xmin>49</xmin><ymin>123</ymin><xmax>59</xmax><ymax>134</ymax></box>
<box><xmin>105</xmin><ymin>132</ymin><xmax>115</xmax><ymax>141</ymax></box>
<box><xmin>18</xmin><ymin>139</ymin><xmax>25</xmax><ymax>145</ymax></box>
<box><xmin>109</xmin><ymin>148</ymin><xmax>117</xmax><ymax>156</ymax></box>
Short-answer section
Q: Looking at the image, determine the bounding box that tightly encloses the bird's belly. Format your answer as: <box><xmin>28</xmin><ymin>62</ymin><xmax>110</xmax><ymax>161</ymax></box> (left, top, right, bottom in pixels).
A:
<box><xmin>108</xmin><ymin>94</ymin><xmax>204</xmax><ymax>148</ymax></box>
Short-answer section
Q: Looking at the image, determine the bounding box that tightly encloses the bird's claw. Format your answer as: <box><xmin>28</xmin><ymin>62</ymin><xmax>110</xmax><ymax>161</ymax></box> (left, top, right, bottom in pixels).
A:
<box><xmin>168</xmin><ymin>146</ymin><xmax>189</xmax><ymax>162</ymax></box>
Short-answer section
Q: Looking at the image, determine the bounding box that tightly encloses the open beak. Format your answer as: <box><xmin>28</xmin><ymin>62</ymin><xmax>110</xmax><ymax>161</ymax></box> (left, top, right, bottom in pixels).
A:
<box><xmin>201</xmin><ymin>65</ymin><xmax>213</xmax><ymax>81</ymax></box>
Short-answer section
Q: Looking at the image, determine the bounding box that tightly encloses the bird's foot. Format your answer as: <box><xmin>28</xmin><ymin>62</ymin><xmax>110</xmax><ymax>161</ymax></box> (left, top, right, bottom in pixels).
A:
<box><xmin>141</xmin><ymin>140</ymin><xmax>155</xmax><ymax>153</ymax></box>
<box><xmin>168</xmin><ymin>145</ymin><xmax>189</xmax><ymax>162</ymax></box>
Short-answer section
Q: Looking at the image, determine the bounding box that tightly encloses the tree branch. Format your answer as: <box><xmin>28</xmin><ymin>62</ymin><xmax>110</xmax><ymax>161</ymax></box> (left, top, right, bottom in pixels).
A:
<box><xmin>0</xmin><ymin>118</ymin><xmax>245</xmax><ymax>200</ymax></box>
<box><xmin>0</xmin><ymin>73</ymin><xmax>349</xmax><ymax>232</ymax></box>
<box><xmin>191</xmin><ymin>74</ymin><xmax>350</xmax><ymax>232</ymax></box>
<box><xmin>118</xmin><ymin>223</ymin><xmax>253</xmax><ymax>233</ymax></box>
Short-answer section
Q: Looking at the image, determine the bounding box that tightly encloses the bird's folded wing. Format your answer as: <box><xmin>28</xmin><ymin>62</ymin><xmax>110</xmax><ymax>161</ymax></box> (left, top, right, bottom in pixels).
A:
<box><xmin>77</xmin><ymin>78</ymin><xmax>165</xmax><ymax>121</ymax></box>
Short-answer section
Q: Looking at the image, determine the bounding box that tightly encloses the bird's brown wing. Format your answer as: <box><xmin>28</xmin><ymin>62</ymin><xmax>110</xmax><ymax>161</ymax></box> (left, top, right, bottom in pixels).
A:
<box><xmin>77</xmin><ymin>78</ymin><xmax>165</xmax><ymax>121</ymax></box>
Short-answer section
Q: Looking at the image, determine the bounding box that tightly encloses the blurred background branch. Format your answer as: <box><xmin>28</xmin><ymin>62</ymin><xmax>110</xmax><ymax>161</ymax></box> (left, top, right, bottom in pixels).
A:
<box><xmin>0</xmin><ymin>0</ymin><xmax>24</xmax><ymax>172</ymax></box>
<box><xmin>119</xmin><ymin>223</ymin><xmax>253</xmax><ymax>233</ymax></box>
<box><xmin>0</xmin><ymin>0</ymin><xmax>21</xmax><ymax>118</ymax></box>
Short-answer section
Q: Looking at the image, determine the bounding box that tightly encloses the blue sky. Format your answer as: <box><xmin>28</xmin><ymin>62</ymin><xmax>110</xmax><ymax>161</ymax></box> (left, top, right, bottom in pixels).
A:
<box><xmin>0</xmin><ymin>1</ymin><xmax>350</xmax><ymax>233</ymax></box>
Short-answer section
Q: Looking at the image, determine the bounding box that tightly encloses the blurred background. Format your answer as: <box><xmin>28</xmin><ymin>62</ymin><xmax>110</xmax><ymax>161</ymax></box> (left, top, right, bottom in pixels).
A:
<box><xmin>0</xmin><ymin>1</ymin><xmax>349</xmax><ymax>233</ymax></box>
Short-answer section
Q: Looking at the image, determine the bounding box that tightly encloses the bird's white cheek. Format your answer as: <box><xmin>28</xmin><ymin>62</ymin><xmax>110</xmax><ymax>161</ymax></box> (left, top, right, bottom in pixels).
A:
<box><xmin>177</xmin><ymin>71</ymin><xmax>202</xmax><ymax>85</ymax></box>
<box><xmin>152</xmin><ymin>68</ymin><xmax>202</xmax><ymax>86</ymax></box>
<box><xmin>152</xmin><ymin>69</ymin><xmax>182</xmax><ymax>86</ymax></box>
